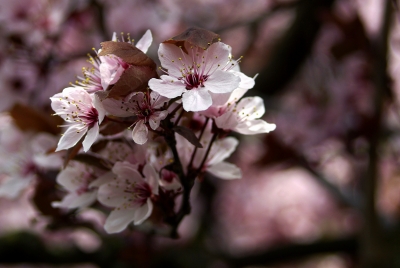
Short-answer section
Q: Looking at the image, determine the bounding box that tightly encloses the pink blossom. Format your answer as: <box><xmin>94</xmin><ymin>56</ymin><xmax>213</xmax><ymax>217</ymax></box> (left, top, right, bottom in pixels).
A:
<box><xmin>73</xmin><ymin>30</ymin><xmax>153</xmax><ymax>92</ymax></box>
<box><xmin>177</xmin><ymin>127</ymin><xmax>242</xmax><ymax>180</ymax></box>
<box><xmin>50</xmin><ymin>87</ymin><xmax>105</xmax><ymax>152</ymax></box>
<box><xmin>214</xmin><ymin>96</ymin><xmax>276</xmax><ymax>135</ymax></box>
<box><xmin>149</xmin><ymin>42</ymin><xmax>241</xmax><ymax>112</ymax></box>
<box><xmin>102</xmin><ymin>91</ymin><xmax>168</xmax><ymax>144</ymax></box>
<box><xmin>97</xmin><ymin>162</ymin><xmax>159</xmax><ymax>233</ymax></box>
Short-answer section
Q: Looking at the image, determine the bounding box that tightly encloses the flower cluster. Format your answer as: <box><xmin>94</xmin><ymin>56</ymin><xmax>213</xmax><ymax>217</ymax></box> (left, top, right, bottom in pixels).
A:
<box><xmin>49</xmin><ymin>28</ymin><xmax>276</xmax><ymax>235</ymax></box>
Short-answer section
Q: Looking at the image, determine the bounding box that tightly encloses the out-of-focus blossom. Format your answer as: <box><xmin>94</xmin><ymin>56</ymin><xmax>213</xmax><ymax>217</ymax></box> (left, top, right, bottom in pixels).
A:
<box><xmin>52</xmin><ymin>161</ymin><xmax>112</xmax><ymax>210</ymax></box>
<box><xmin>0</xmin><ymin>115</ymin><xmax>62</xmax><ymax>199</ymax></box>
<box><xmin>149</xmin><ymin>42</ymin><xmax>241</xmax><ymax>112</ymax></box>
<box><xmin>98</xmin><ymin>162</ymin><xmax>159</xmax><ymax>233</ymax></box>
<box><xmin>50</xmin><ymin>87</ymin><xmax>105</xmax><ymax>152</ymax></box>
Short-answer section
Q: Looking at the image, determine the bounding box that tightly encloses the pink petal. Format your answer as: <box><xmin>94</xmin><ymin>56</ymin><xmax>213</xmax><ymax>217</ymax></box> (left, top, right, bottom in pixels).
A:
<box><xmin>102</xmin><ymin>98</ymin><xmax>132</xmax><ymax>117</ymax></box>
<box><xmin>132</xmin><ymin>120</ymin><xmax>148</xmax><ymax>144</ymax></box>
<box><xmin>143</xmin><ymin>164</ymin><xmax>159</xmax><ymax>195</ymax></box>
<box><xmin>136</xmin><ymin>29</ymin><xmax>152</xmax><ymax>53</ymax></box>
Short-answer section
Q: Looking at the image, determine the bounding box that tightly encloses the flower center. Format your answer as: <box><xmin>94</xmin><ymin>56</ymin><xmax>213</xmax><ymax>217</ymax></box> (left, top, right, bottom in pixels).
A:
<box><xmin>79</xmin><ymin>107</ymin><xmax>99</xmax><ymax>128</ymax></box>
<box><xmin>130</xmin><ymin>182</ymin><xmax>151</xmax><ymax>206</ymax></box>
<box><xmin>183</xmin><ymin>73</ymin><xmax>209</xmax><ymax>90</ymax></box>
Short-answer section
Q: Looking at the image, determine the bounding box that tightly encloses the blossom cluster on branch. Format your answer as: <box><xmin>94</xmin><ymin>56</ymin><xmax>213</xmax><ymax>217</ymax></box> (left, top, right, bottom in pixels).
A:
<box><xmin>18</xmin><ymin>27</ymin><xmax>275</xmax><ymax>236</ymax></box>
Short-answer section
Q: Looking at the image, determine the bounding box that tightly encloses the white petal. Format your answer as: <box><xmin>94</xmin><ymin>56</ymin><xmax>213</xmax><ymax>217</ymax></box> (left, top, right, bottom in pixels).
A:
<box><xmin>158</xmin><ymin>43</ymin><xmax>186</xmax><ymax>77</ymax></box>
<box><xmin>214</xmin><ymin>108</ymin><xmax>238</xmax><ymax>131</ymax></box>
<box><xmin>133</xmin><ymin>199</ymin><xmax>153</xmax><ymax>225</ymax></box>
<box><xmin>207</xmin><ymin>161</ymin><xmax>242</xmax><ymax>180</ymax></box>
<box><xmin>56</xmin><ymin>126</ymin><xmax>87</xmax><ymax>152</ymax></box>
<box><xmin>82</xmin><ymin>124</ymin><xmax>99</xmax><ymax>152</ymax></box>
<box><xmin>93</xmin><ymin>94</ymin><xmax>105</xmax><ymax>123</ymax></box>
<box><xmin>148</xmin><ymin>76</ymin><xmax>184</xmax><ymax>98</ymax></box>
<box><xmin>205</xmin><ymin>70</ymin><xmax>240</xmax><ymax>94</ymax></box>
<box><xmin>132</xmin><ymin>121</ymin><xmax>148</xmax><ymax>145</ymax></box>
<box><xmin>207</xmin><ymin>137</ymin><xmax>239</xmax><ymax>166</ymax></box>
<box><xmin>104</xmin><ymin>206</ymin><xmax>137</xmax><ymax>233</ymax></box>
<box><xmin>52</xmin><ymin>192</ymin><xmax>97</xmax><ymax>209</ymax></box>
<box><xmin>182</xmin><ymin>89</ymin><xmax>212</xmax><ymax>112</ymax></box>
<box><xmin>235</xmin><ymin>120</ymin><xmax>276</xmax><ymax>135</ymax></box>
<box><xmin>209</xmin><ymin>91</ymin><xmax>232</xmax><ymax>106</ymax></box>
<box><xmin>201</xmin><ymin>42</ymin><xmax>232</xmax><ymax>74</ymax></box>
<box><xmin>236</xmin><ymin>96</ymin><xmax>265</xmax><ymax>120</ymax></box>
<box><xmin>136</xmin><ymin>29</ymin><xmax>152</xmax><ymax>53</ymax></box>
<box><xmin>143</xmin><ymin>164</ymin><xmax>159</xmax><ymax>195</ymax></box>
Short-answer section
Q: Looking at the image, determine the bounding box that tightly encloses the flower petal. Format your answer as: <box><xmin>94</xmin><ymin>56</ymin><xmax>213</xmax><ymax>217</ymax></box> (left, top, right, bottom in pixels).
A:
<box><xmin>133</xmin><ymin>199</ymin><xmax>153</xmax><ymax>225</ymax></box>
<box><xmin>149</xmin><ymin>76</ymin><xmax>184</xmax><ymax>99</ymax></box>
<box><xmin>204</xmin><ymin>70</ymin><xmax>240</xmax><ymax>94</ymax></box>
<box><xmin>143</xmin><ymin>164</ymin><xmax>159</xmax><ymax>195</ymax></box>
<box><xmin>112</xmin><ymin>162</ymin><xmax>142</xmax><ymax>183</ymax></box>
<box><xmin>132</xmin><ymin>120</ymin><xmax>148</xmax><ymax>145</ymax></box>
<box><xmin>235</xmin><ymin>119</ymin><xmax>276</xmax><ymax>135</ymax></box>
<box><xmin>52</xmin><ymin>192</ymin><xmax>97</xmax><ymax>209</ymax></box>
<box><xmin>207</xmin><ymin>137</ymin><xmax>239</xmax><ymax>166</ymax></box>
<box><xmin>56</xmin><ymin>126</ymin><xmax>87</xmax><ymax>152</ymax></box>
<box><xmin>149</xmin><ymin>111</ymin><xmax>168</xmax><ymax>130</ymax></box>
<box><xmin>182</xmin><ymin>89</ymin><xmax>212</xmax><ymax>112</ymax></box>
<box><xmin>102</xmin><ymin>98</ymin><xmax>133</xmax><ymax>117</ymax></box>
<box><xmin>104</xmin><ymin>206</ymin><xmax>137</xmax><ymax>233</ymax></box>
<box><xmin>136</xmin><ymin>29</ymin><xmax>152</xmax><ymax>53</ymax></box>
<box><xmin>207</xmin><ymin>161</ymin><xmax>242</xmax><ymax>180</ymax></box>
<box><xmin>82</xmin><ymin>124</ymin><xmax>99</xmax><ymax>152</ymax></box>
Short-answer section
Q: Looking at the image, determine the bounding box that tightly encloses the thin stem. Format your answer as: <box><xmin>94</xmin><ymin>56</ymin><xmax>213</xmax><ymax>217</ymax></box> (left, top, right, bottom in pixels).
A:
<box><xmin>188</xmin><ymin>118</ymin><xmax>210</xmax><ymax>169</ymax></box>
<box><xmin>174</xmin><ymin>109</ymin><xmax>185</xmax><ymax>126</ymax></box>
<box><xmin>196</xmin><ymin>131</ymin><xmax>218</xmax><ymax>175</ymax></box>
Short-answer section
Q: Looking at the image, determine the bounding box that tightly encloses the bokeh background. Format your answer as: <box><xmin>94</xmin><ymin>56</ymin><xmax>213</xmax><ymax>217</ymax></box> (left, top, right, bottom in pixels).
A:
<box><xmin>0</xmin><ymin>0</ymin><xmax>399</xmax><ymax>267</ymax></box>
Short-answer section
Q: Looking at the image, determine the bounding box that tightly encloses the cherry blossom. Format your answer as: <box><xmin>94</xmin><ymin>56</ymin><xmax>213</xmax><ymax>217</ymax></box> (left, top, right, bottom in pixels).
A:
<box><xmin>97</xmin><ymin>162</ymin><xmax>159</xmax><ymax>233</ymax></box>
<box><xmin>148</xmin><ymin>42</ymin><xmax>241</xmax><ymax>112</ymax></box>
<box><xmin>102</xmin><ymin>91</ymin><xmax>168</xmax><ymax>144</ymax></box>
<box><xmin>215</xmin><ymin>96</ymin><xmax>276</xmax><ymax>135</ymax></box>
<box><xmin>50</xmin><ymin>87</ymin><xmax>105</xmax><ymax>152</ymax></box>
<box><xmin>177</xmin><ymin>127</ymin><xmax>242</xmax><ymax>180</ymax></box>
<box><xmin>52</xmin><ymin>161</ymin><xmax>113</xmax><ymax>209</ymax></box>
<box><xmin>73</xmin><ymin>30</ymin><xmax>153</xmax><ymax>92</ymax></box>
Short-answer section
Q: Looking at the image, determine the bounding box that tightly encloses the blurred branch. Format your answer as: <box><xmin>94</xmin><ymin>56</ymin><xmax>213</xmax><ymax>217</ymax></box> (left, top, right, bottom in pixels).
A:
<box><xmin>298</xmin><ymin>156</ymin><xmax>363</xmax><ymax>210</ymax></box>
<box><xmin>226</xmin><ymin>236</ymin><xmax>357</xmax><ymax>267</ymax></box>
<box><xmin>254</xmin><ymin>0</ymin><xmax>336</xmax><ymax>97</ymax></box>
<box><xmin>360</xmin><ymin>0</ymin><xmax>393</xmax><ymax>267</ymax></box>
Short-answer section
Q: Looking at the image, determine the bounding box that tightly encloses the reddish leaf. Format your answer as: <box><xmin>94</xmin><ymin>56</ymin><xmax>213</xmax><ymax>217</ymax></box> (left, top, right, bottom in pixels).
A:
<box><xmin>98</xmin><ymin>41</ymin><xmax>156</xmax><ymax>69</ymax></box>
<box><xmin>9</xmin><ymin>103</ymin><xmax>61</xmax><ymax>134</ymax></box>
<box><xmin>106</xmin><ymin>65</ymin><xmax>158</xmax><ymax>98</ymax></box>
<box><xmin>163</xmin><ymin>27</ymin><xmax>220</xmax><ymax>53</ymax></box>
<box><xmin>173</xmin><ymin>126</ymin><xmax>203</xmax><ymax>148</ymax></box>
